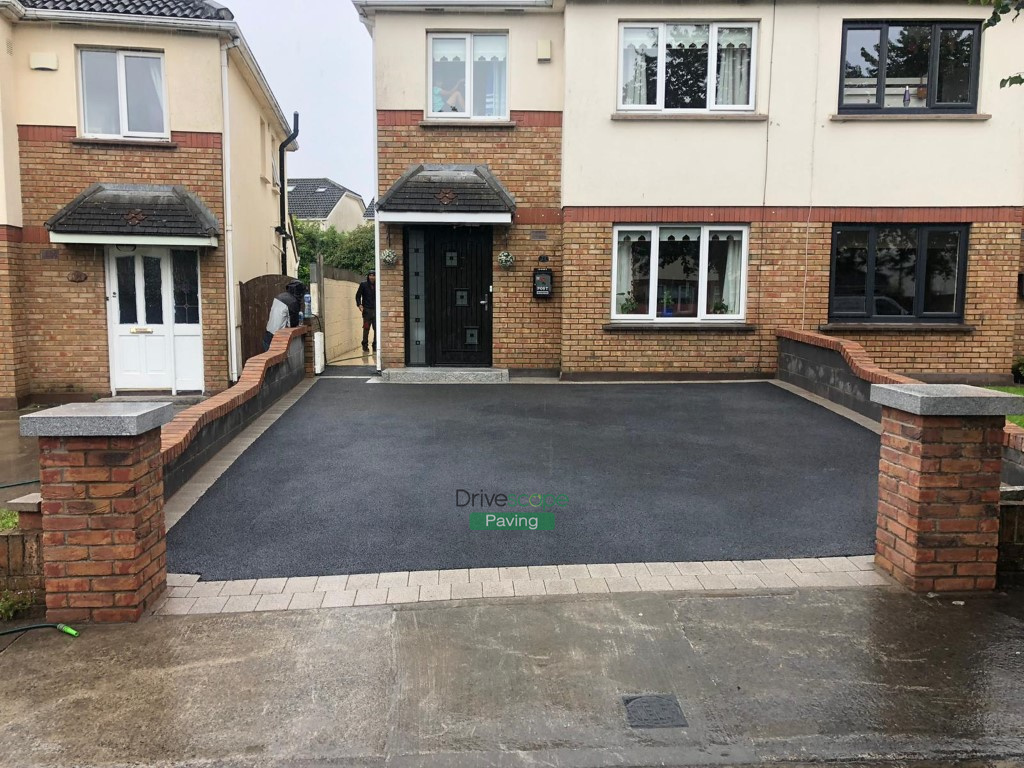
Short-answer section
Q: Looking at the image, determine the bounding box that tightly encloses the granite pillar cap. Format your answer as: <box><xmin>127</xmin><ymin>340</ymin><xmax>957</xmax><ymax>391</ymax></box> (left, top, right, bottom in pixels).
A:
<box><xmin>20</xmin><ymin>402</ymin><xmax>174</xmax><ymax>437</ymax></box>
<box><xmin>870</xmin><ymin>384</ymin><xmax>1024</xmax><ymax>417</ymax></box>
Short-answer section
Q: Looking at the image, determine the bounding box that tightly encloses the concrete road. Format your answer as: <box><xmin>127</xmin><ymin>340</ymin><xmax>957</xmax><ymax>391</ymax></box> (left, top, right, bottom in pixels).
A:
<box><xmin>1</xmin><ymin>588</ymin><xmax>1022</xmax><ymax>768</ymax></box>
<box><xmin>168</xmin><ymin>381</ymin><xmax>880</xmax><ymax>580</ymax></box>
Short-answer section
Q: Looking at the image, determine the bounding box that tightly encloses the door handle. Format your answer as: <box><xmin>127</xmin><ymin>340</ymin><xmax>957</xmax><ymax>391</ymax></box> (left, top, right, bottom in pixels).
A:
<box><xmin>130</xmin><ymin>327</ymin><xmax>154</xmax><ymax>334</ymax></box>
<box><xmin>480</xmin><ymin>296</ymin><xmax>489</xmax><ymax>312</ymax></box>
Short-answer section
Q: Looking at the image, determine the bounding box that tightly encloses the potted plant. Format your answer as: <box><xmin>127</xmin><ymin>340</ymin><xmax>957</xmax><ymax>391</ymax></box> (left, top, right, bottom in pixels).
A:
<box><xmin>380</xmin><ymin>249</ymin><xmax>398</xmax><ymax>267</ymax></box>
<box><xmin>618</xmin><ymin>291</ymin><xmax>638</xmax><ymax>314</ymax></box>
<box><xmin>497</xmin><ymin>251</ymin><xmax>515</xmax><ymax>269</ymax></box>
<box><xmin>661</xmin><ymin>288</ymin><xmax>674</xmax><ymax>317</ymax></box>
<box><xmin>711</xmin><ymin>300</ymin><xmax>730</xmax><ymax>315</ymax></box>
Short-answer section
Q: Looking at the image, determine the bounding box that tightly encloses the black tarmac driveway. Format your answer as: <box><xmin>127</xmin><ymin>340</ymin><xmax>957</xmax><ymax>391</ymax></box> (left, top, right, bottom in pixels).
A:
<box><xmin>167</xmin><ymin>381</ymin><xmax>880</xmax><ymax>580</ymax></box>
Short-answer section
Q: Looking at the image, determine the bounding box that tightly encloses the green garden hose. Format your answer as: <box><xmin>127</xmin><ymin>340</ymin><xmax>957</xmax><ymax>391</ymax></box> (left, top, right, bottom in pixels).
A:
<box><xmin>0</xmin><ymin>623</ymin><xmax>78</xmax><ymax>638</ymax></box>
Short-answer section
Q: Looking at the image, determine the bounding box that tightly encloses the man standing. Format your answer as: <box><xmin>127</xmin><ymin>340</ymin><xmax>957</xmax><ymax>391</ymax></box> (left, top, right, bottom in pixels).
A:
<box><xmin>355</xmin><ymin>269</ymin><xmax>377</xmax><ymax>353</ymax></box>
<box><xmin>263</xmin><ymin>280</ymin><xmax>305</xmax><ymax>351</ymax></box>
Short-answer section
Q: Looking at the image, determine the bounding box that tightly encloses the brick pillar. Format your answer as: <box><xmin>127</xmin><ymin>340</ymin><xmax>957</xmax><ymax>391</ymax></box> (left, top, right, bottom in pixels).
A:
<box><xmin>20</xmin><ymin>403</ymin><xmax>174</xmax><ymax>623</ymax></box>
<box><xmin>871</xmin><ymin>384</ymin><xmax>1023</xmax><ymax>593</ymax></box>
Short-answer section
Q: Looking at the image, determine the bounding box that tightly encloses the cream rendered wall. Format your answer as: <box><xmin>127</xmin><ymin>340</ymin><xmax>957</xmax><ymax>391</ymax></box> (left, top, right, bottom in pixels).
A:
<box><xmin>561</xmin><ymin>1</ymin><xmax>1024</xmax><ymax>208</ymax></box>
<box><xmin>12</xmin><ymin>25</ymin><xmax>222</xmax><ymax>132</ymax></box>
<box><xmin>325</xmin><ymin>194</ymin><xmax>366</xmax><ymax>233</ymax></box>
<box><xmin>374</xmin><ymin>8</ymin><xmax>564</xmax><ymax>112</ymax></box>
<box><xmin>227</xmin><ymin>60</ymin><xmax>284</xmax><ymax>285</ymax></box>
<box><xmin>0</xmin><ymin>17</ymin><xmax>21</xmax><ymax>226</ymax></box>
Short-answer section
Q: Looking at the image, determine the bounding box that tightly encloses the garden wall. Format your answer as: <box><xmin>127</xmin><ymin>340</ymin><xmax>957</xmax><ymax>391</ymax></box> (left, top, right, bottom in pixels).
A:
<box><xmin>776</xmin><ymin>329</ymin><xmax>918</xmax><ymax>421</ymax></box>
<box><xmin>162</xmin><ymin>326</ymin><xmax>310</xmax><ymax>499</ymax></box>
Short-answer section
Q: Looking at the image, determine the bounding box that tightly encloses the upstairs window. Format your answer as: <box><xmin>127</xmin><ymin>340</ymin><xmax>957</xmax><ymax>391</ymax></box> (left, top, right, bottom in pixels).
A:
<box><xmin>619</xmin><ymin>22</ymin><xmax>757</xmax><ymax>112</ymax></box>
<box><xmin>80</xmin><ymin>49</ymin><xmax>167</xmax><ymax>139</ymax></box>
<box><xmin>428</xmin><ymin>33</ymin><xmax>508</xmax><ymax>119</ymax></box>
<box><xmin>840</xmin><ymin>21</ymin><xmax>981</xmax><ymax>113</ymax></box>
<box><xmin>829</xmin><ymin>224</ymin><xmax>968</xmax><ymax>322</ymax></box>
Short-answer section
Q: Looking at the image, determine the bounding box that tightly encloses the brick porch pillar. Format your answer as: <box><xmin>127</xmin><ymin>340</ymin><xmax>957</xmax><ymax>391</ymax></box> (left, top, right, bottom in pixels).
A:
<box><xmin>870</xmin><ymin>384</ymin><xmax>1024</xmax><ymax>593</ymax></box>
<box><xmin>20</xmin><ymin>403</ymin><xmax>174</xmax><ymax>623</ymax></box>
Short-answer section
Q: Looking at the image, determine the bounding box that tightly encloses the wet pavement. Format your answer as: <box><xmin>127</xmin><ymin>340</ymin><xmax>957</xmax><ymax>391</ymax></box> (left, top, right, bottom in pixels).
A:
<box><xmin>1</xmin><ymin>587</ymin><xmax>1022</xmax><ymax>767</ymax></box>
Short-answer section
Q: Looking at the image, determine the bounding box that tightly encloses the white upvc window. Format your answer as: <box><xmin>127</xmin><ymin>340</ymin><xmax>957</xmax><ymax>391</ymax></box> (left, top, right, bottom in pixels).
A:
<box><xmin>79</xmin><ymin>49</ymin><xmax>168</xmax><ymax>139</ymax></box>
<box><xmin>611</xmin><ymin>225</ymin><xmax>749</xmax><ymax>322</ymax></box>
<box><xmin>618</xmin><ymin>22</ymin><xmax>757</xmax><ymax>112</ymax></box>
<box><xmin>427</xmin><ymin>32</ymin><xmax>509</xmax><ymax>119</ymax></box>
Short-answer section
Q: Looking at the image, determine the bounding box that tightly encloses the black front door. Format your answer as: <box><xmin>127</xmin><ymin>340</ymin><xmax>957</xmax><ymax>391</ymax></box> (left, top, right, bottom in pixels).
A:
<box><xmin>409</xmin><ymin>226</ymin><xmax>492</xmax><ymax>366</ymax></box>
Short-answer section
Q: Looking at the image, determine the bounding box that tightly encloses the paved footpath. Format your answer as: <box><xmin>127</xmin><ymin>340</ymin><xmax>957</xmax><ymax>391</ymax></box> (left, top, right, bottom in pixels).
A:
<box><xmin>158</xmin><ymin>554</ymin><xmax>889</xmax><ymax>615</ymax></box>
<box><xmin>1</xmin><ymin>587</ymin><xmax>1022</xmax><ymax>768</ymax></box>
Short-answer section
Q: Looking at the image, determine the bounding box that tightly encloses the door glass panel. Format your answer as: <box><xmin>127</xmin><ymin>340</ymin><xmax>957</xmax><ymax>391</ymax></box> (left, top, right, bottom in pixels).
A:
<box><xmin>936</xmin><ymin>28</ymin><xmax>975</xmax><ymax>104</ymax></box>
<box><xmin>832</xmin><ymin>230</ymin><xmax>869</xmax><ymax>314</ymax></box>
<box><xmin>143</xmin><ymin>255</ymin><xmax>163</xmax><ymax>324</ymax></box>
<box><xmin>657</xmin><ymin>227</ymin><xmax>699</xmax><ymax>317</ymax></box>
<box><xmin>115</xmin><ymin>256</ymin><xmax>137</xmax><ymax>324</ymax></box>
<box><xmin>706</xmin><ymin>231</ymin><xmax>743</xmax><ymax>315</ymax></box>
<box><xmin>884</xmin><ymin>25</ymin><xmax>931</xmax><ymax>108</ymax></box>
<box><xmin>874</xmin><ymin>226</ymin><xmax>918</xmax><ymax>315</ymax></box>
<box><xmin>172</xmin><ymin>250</ymin><xmax>201</xmax><ymax>324</ymax></box>
<box><xmin>124</xmin><ymin>55</ymin><xmax>165</xmax><ymax>134</ymax></box>
<box><xmin>842</xmin><ymin>28</ymin><xmax>881</xmax><ymax>106</ymax></box>
<box><xmin>81</xmin><ymin>50</ymin><xmax>121</xmax><ymax>135</ymax></box>
<box><xmin>923</xmin><ymin>229</ymin><xmax>961</xmax><ymax>313</ymax></box>
<box><xmin>615</xmin><ymin>230</ymin><xmax>652</xmax><ymax>314</ymax></box>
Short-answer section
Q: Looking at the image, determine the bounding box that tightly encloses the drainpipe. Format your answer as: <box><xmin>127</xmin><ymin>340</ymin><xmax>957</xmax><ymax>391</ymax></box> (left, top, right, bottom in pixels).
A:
<box><xmin>221</xmin><ymin>36</ymin><xmax>241</xmax><ymax>384</ymax></box>
<box><xmin>277</xmin><ymin>112</ymin><xmax>300</xmax><ymax>274</ymax></box>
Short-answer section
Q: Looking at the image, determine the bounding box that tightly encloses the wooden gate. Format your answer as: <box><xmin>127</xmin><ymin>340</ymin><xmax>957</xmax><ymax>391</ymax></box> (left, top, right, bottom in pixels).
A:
<box><xmin>239</xmin><ymin>274</ymin><xmax>291</xmax><ymax>364</ymax></box>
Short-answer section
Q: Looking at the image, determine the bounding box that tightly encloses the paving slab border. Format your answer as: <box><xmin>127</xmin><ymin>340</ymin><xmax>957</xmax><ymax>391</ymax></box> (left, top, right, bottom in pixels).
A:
<box><xmin>155</xmin><ymin>556</ymin><xmax>894</xmax><ymax>615</ymax></box>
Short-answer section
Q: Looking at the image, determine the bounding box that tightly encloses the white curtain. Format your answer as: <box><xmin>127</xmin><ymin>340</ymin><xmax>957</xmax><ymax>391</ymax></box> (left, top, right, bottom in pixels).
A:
<box><xmin>616</xmin><ymin>237</ymin><xmax>633</xmax><ymax>312</ymax></box>
<box><xmin>721</xmin><ymin>236</ymin><xmax>742</xmax><ymax>313</ymax></box>
<box><xmin>622</xmin><ymin>28</ymin><xmax>657</xmax><ymax>105</ymax></box>
<box><xmin>716</xmin><ymin>28</ymin><xmax>752</xmax><ymax>106</ymax></box>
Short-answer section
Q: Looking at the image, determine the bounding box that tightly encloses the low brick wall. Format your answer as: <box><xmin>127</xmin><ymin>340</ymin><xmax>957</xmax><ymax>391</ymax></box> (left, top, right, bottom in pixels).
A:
<box><xmin>776</xmin><ymin>329</ymin><xmax>918</xmax><ymax>420</ymax></box>
<box><xmin>0</xmin><ymin>529</ymin><xmax>43</xmax><ymax>605</ymax></box>
<box><xmin>1003</xmin><ymin>425</ymin><xmax>1024</xmax><ymax>486</ymax></box>
<box><xmin>162</xmin><ymin>326</ymin><xmax>309</xmax><ymax>499</ymax></box>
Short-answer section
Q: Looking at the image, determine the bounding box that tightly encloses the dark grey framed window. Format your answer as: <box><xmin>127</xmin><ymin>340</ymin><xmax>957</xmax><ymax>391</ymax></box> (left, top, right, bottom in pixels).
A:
<box><xmin>829</xmin><ymin>224</ymin><xmax>968</xmax><ymax>322</ymax></box>
<box><xmin>839</xmin><ymin>21</ymin><xmax>981</xmax><ymax>113</ymax></box>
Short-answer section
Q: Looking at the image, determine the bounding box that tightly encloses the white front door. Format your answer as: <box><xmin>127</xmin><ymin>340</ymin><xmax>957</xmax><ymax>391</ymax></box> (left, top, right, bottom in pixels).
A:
<box><xmin>107</xmin><ymin>248</ymin><xmax>204</xmax><ymax>392</ymax></box>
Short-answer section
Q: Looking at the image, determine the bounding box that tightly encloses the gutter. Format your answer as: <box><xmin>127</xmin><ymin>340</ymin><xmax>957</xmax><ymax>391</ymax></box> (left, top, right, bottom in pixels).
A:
<box><xmin>17</xmin><ymin>8</ymin><xmax>294</xmax><ymax>138</ymax></box>
<box><xmin>0</xmin><ymin>0</ymin><xmax>25</xmax><ymax>21</ymax></box>
<box><xmin>221</xmin><ymin>37</ymin><xmax>241</xmax><ymax>383</ymax></box>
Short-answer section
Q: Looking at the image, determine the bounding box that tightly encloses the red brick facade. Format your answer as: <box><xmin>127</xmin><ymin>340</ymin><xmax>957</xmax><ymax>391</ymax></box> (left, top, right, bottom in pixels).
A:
<box><xmin>0</xmin><ymin>126</ymin><xmax>228</xmax><ymax>408</ymax></box>
<box><xmin>376</xmin><ymin>107</ymin><xmax>1021</xmax><ymax>378</ymax></box>
<box><xmin>377</xmin><ymin>110</ymin><xmax>562</xmax><ymax>371</ymax></box>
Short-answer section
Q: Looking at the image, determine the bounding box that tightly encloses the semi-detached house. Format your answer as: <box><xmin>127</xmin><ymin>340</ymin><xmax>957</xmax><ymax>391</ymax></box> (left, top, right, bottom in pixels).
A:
<box><xmin>0</xmin><ymin>0</ymin><xmax>296</xmax><ymax>409</ymax></box>
<box><xmin>354</xmin><ymin>0</ymin><xmax>1024</xmax><ymax>381</ymax></box>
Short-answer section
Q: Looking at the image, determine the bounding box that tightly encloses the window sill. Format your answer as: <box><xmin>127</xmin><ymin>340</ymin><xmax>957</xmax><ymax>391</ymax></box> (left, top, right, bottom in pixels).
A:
<box><xmin>419</xmin><ymin>119</ymin><xmax>516</xmax><ymax>129</ymax></box>
<box><xmin>611</xmin><ymin>112</ymin><xmax>768</xmax><ymax>122</ymax></box>
<box><xmin>603</xmin><ymin>322</ymin><xmax>756</xmax><ymax>333</ymax></box>
<box><xmin>830</xmin><ymin>113</ymin><xmax>991</xmax><ymax>122</ymax></box>
<box><xmin>820</xmin><ymin>322</ymin><xmax>973</xmax><ymax>334</ymax></box>
<box><xmin>72</xmin><ymin>137</ymin><xmax>178</xmax><ymax>149</ymax></box>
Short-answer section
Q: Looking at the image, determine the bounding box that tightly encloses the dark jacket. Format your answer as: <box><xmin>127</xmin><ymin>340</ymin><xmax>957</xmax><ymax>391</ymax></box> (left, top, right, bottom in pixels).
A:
<box><xmin>355</xmin><ymin>280</ymin><xmax>376</xmax><ymax>313</ymax></box>
<box><xmin>276</xmin><ymin>290</ymin><xmax>300</xmax><ymax>328</ymax></box>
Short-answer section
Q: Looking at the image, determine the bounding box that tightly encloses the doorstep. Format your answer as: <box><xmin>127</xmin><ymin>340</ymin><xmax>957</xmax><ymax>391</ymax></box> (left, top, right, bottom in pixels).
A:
<box><xmin>382</xmin><ymin>368</ymin><xmax>510</xmax><ymax>384</ymax></box>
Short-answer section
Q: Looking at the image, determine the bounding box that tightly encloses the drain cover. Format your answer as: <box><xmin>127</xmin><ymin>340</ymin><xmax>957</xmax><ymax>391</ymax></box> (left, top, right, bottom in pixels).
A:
<box><xmin>623</xmin><ymin>694</ymin><xmax>687</xmax><ymax>728</ymax></box>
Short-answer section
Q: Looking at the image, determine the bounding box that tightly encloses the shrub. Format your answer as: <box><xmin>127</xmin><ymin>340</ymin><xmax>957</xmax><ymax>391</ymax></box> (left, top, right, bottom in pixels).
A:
<box><xmin>0</xmin><ymin>509</ymin><xmax>16</xmax><ymax>532</ymax></box>
<box><xmin>1013</xmin><ymin>356</ymin><xmax>1024</xmax><ymax>384</ymax></box>
<box><xmin>0</xmin><ymin>590</ymin><xmax>34</xmax><ymax>621</ymax></box>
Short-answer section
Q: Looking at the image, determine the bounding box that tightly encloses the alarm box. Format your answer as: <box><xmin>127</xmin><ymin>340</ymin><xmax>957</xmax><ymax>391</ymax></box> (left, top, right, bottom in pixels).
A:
<box><xmin>533</xmin><ymin>268</ymin><xmax>553</xmax><ymax>298</ymax></box>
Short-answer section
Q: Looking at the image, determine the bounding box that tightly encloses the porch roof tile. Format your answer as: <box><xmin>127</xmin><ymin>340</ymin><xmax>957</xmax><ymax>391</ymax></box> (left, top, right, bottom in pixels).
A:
<box><xmin>377</xmin><ymin>164</ymin><xmax>515</xmax><ymax>214</ymax></box>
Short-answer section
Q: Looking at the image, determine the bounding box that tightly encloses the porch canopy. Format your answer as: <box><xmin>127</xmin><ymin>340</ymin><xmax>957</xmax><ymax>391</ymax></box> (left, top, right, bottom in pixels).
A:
<box><xmin>45</xmin><ymin>183</ymin><xmax>221</xmax><ymax>247</ymax></box>
<box><xmin>376</xmin><ymin>164</ymin><xmax>515</xmax><ymax>224</ymax></box>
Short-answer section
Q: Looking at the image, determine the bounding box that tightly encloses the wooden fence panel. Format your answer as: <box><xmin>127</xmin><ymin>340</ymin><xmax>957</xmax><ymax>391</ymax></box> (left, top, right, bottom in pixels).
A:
<box><xmin>239</xmin><ymin>274</ymin><xmax>291</xmax><ymax>365</ymax></box>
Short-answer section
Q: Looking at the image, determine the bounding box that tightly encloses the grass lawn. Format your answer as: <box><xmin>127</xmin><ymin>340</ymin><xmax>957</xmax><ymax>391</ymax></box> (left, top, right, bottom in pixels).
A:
<box><xmin>0</xmin><ymin>509</ymin><xmax>17</xmax><ymax>531</ymax></box>
<box><xmin>990</xmin><ymin>386</ymin><xmax>1024</xmax><ymax>428</ymax></box>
